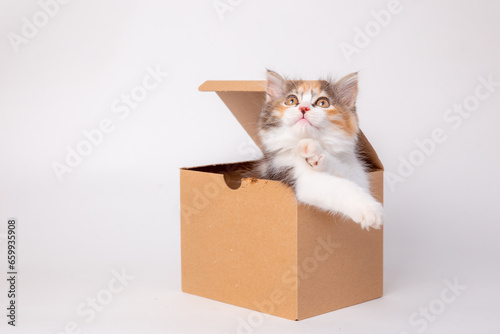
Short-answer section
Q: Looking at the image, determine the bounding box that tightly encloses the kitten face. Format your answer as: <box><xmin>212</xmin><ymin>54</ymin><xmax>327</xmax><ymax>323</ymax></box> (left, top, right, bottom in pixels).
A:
<box><xmin>260</xmin><ymin>71</ymin><xmax>360</xmax><ymax>139</ymax></box>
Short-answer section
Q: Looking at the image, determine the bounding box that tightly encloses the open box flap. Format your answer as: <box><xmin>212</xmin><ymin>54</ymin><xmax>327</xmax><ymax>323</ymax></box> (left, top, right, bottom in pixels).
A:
<box><xmin>199</xmin><ymin>80</ymin><xmax>383</xmax><ymax>171</ymax></box>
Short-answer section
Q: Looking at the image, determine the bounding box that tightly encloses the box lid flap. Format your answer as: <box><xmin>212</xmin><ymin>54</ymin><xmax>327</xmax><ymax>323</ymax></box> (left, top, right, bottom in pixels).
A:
<box><xmin>199</xmin><ymin>80</ymin><xmax>267</xmax><ymax>92</ymax></box>
<box><xmin>199</xmin><ymin>80</ymin><xmax>383</xmax><ymax>171</ymax></box>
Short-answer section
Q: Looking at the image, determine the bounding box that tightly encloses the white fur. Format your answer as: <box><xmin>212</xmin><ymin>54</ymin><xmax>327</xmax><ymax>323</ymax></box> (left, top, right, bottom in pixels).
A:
<box><xmin>295</xmin><ymin>138</ymin><xmax>383</xmax><ymax>229</ymax></box>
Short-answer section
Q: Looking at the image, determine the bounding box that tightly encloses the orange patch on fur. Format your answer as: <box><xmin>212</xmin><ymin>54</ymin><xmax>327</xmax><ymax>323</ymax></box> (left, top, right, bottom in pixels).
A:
<box><xmin>274</xmin><ymin>103</ymin><xmax>288</xmax><ymax>118</ymax></box>
<box><xmin>326</xmin><ymin>106</ymin><xmax>359</xmax><ymax>137</ymax></box>
<box><xmin>296</xmin><ymin>81</ymin><xmax>322</xmax><ymax>95</ymax></box>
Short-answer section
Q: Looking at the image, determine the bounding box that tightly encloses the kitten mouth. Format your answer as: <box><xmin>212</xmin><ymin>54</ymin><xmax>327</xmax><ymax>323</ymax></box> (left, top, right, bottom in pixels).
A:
<box><xmin>296</xmin><ymin>117</ymin><xmax>315</xmax><ymax>127</ymax></box>
<box><xmin>297</xmin><ymin>117</ymin><xmax>309</xmax><ymax>123</ymax></box>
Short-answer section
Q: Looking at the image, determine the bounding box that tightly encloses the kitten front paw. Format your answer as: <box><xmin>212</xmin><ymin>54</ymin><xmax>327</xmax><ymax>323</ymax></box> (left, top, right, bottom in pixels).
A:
<box><xmin>352</xmin><ymin>199</ymin><xmax>384</xmax><ymax>230</ymax></box>
<box><xmin>297</xmin><ymin>139</ymin><xmax>324</xmax><ymax>168</ymax></box>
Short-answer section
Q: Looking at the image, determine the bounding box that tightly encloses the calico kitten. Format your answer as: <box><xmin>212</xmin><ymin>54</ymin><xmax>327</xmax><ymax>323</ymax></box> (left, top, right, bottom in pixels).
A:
<box><xmin>251</xmin><ymin>70</ymin><xmax>384</xmax><ymax>230</ymax></box>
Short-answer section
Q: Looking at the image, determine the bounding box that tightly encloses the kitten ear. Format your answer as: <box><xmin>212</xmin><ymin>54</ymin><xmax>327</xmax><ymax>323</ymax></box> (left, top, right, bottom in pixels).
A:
<box><xmin>334</xmin><ymin>72</ymin><xmax>358</xmax><ymax>109</ymax></box>
<box><xmin>266</xmin><ymin>70</ymin><xmax>286</xmax><ymax>100</ymax></box>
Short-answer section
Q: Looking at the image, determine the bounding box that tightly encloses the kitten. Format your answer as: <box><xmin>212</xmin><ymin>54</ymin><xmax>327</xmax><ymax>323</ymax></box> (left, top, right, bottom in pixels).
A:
<box><xmin>251</xmin><ymin>70</ymin><xmax>384</xmax><ymax>230</ymax></box>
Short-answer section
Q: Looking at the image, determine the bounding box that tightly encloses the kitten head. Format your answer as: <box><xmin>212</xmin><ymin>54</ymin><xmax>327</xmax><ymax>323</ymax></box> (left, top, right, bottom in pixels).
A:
<box><xmin>259</xmin><ymin>70</ymin><xmax>360</xmax><ymax>141</ymax></box>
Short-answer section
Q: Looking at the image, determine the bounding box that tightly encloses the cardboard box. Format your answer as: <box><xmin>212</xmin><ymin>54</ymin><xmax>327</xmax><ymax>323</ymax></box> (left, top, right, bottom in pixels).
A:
<box><xmin>180</xmin><ymin>80</ymin><xmax>384</xmax><ymax>320</ymax></box>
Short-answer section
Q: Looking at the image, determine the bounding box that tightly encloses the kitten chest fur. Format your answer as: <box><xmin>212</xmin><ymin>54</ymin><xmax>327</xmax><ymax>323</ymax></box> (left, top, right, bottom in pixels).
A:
<box><xmin>259</xmin><ymin>126</ymin><xmax>369</xmax><ymax>191</ymax></box>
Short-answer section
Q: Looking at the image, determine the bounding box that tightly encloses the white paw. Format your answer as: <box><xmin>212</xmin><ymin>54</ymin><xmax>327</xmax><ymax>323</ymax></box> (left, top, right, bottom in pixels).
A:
<box><xmin>297</xmin><ymin>139</ymin><xmax>324</xmax><ymax>168</ymax></box>
<box><xmin>351</xmin><ymin>199</ymin><xmax>384</xmax><ymax>230</ymax></box>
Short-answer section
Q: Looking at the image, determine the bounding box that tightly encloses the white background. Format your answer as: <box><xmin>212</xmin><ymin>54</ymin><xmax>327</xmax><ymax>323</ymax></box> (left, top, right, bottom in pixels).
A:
<box><xmin>1</xmin><ymin>0</ymin><xmax>499</xmax><ymax>333</ymax></box>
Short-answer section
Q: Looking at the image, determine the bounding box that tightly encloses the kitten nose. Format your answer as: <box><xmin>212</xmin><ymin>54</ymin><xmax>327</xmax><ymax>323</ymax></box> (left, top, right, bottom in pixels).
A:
<box><xmin>299</xmin><ymin>105</ymin><xmax>310</xmax><ymax>114</ymax></box>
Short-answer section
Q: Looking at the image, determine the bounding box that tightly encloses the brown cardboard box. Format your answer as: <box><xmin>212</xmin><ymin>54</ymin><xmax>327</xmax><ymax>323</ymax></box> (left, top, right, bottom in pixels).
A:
<box><xmin>180</xmin><ymin>80</ymin><xmax>384</xmax><ymax>320</ymax></box>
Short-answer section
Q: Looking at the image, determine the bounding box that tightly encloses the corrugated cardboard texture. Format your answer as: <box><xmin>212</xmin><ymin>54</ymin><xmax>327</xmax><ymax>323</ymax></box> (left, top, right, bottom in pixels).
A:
<box><xmin>181</xmin><ymin>164</ymin><xmax>384</xmax><ymax>320</ymax></box>
<box><xmin>296</xmin><ymin>170</ymin><xmax>384</xmax><ymax>319</ymax></box>
<box><xmin>181</xmin><ymin>169</ymin><xmax>300</xmax><ymax>319</ymax></box>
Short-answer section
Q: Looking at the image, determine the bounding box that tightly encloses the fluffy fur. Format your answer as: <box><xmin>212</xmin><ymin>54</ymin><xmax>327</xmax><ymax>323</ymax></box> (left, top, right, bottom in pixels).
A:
<box><xmin>250</xmin><ymin>70</ymin><xmax>384</xmax><ymax>230</ymax></box>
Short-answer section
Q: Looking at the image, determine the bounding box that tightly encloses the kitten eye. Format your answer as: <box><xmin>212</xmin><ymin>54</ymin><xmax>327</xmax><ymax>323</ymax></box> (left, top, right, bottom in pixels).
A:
<box><xmin>315</xmin><ymin>97</ymin><xmax>330</xmax><ymax>108</ymax></box>
<box><xmin>284</xmin><ymin>95</ymin><xmax>299</xmax><ymax>106</ymax></box>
